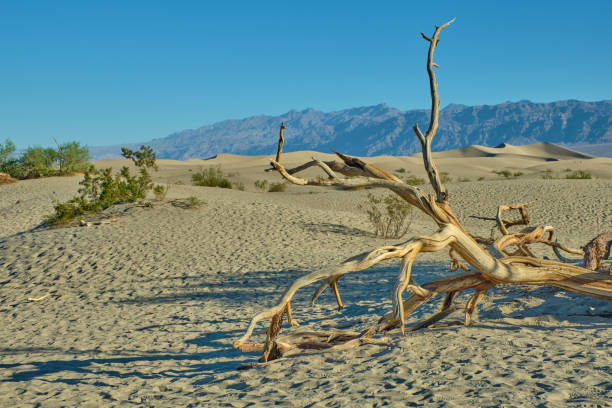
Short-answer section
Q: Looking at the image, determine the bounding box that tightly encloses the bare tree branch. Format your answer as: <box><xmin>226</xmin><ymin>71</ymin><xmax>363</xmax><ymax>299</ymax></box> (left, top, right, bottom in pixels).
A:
<box><xmin>413</xmin><ymin>18</ymin><xmax>455</xmax><ymax>203</ymax></box>
<box><xmin>275</xmin><ymin>122</ymin><xmax>286</xmax><ymax>163</ymax></box>
<box><xmin>235</xmin><ymin>19</ymin><xmax>612</xmax><ymax>363</ymax></box>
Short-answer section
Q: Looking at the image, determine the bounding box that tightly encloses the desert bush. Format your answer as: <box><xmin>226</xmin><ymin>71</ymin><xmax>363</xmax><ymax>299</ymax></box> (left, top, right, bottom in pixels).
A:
<box><xmin>169</xmin><ymin>195</ymin><xmax>204</xmax><ymax>209</ymax></box>
<box><xmin>254</xmin><ymin>179</ymin><xmax>269</xmax><ymax>192</ymax></box>
<box><xmin>45</xmin><ymin>145</ymin><xmax>158</xmax><ymax>225</ymax></box>
<box><xmin>359</xmin><ymin>192</ymin><xmax>413</xmax><ymax>238</ymax></box>
<box><xmin>0</xmin><ymin>139</ymin><xmax>91</xmax><ymax>179</ymax></box>
<box><xmin>268</xmin><ymin>182</ymin><xmax>287</xmax><ymax>192</ymax></box>
<box><xmin>404</xmin><ymin>175</ymin><xmax>426</xmax><ymax>185</ymax></box>
<box><xmin>153</xmin><ymin>184</ymin><xmax>168</xmax><ymax>201</ymax></box>
<box><xmin>565</xmin><ymin>170</ymin><xmax>591</xmax><ymax>179</ymax></box>
<box><xmin>440</xmin><ymin>171</ymin><xmax>453</xmax><ymax>183</ymax></box>
<box><xmin>541</xmin><ymin>169</ymin><xmax>554</xmax><ymax>180</ymax></box>
<box><xmin>395</xmin><ymin>168</ymin><xmax>406</xmax><ymax>174</ymax></box>
<box><xmin>21</xmin><ymin>146</ymin><xmax>57</xmax><ymax>178</ymax></box>
<box><xmin>0</xmin><ymin>158</ymin><xmax>25</xmax><ymax>179</ymax></box>
<box><xmin>56</xmin><ymin>141</ymin><xmax>90</xmax><ymax>175</ymax></box>
<box><xmin>477</xmin><ymin>176</ymin><xmax>485</xmax><ymax>181</ymax></box>
<box><xmin>192</xmin><ymin>167</ymin><xmax>233</xmax><ymax>189</ymax></box>
<box><xmin>513</xmin><ymin>172</ymin><xmax>523</xmax><ymax>177</ymax></box>
<box><xmin>235</xmin><ymin>182</ymin><xmax>245</xmax><ymax>191</ymax></box>
<box><xmin>458</xmin><ymin>177</ymin><xmax>471</xmax><ymax>182</ymax></box>
<box><xmin>0</xmin><ymin>139</ymin><xmax>16</xmax><ymax>165</ymax></box>
<box><xmin>493</xmin><ymin>170</ymin><xmax>512</xmax><ymax>178</ymax></box>
<box><xmin>188</xmin><ymin>196</ymin><xmax>203</xmax><ymax>208</ymax></box>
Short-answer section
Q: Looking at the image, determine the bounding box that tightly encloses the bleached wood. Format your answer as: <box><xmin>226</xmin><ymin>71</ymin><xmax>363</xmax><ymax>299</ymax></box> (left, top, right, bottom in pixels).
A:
<box><xmin>235</xmin><ymin>20</ymin><xmax>612</xmax><ymax>363</ymax></box>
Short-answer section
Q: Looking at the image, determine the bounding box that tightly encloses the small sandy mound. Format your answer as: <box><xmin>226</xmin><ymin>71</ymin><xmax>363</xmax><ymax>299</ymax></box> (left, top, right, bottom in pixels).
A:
<box><xmin>0</xmin><ymin>172</ymin><xmax>17</xmax><ymax>185</ymax></box>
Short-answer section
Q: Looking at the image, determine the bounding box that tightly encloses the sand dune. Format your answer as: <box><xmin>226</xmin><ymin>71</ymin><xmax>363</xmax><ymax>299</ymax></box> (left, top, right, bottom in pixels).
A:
<box><xmin>432</xmin><ymin>142</ymin><xmax>595</xmax><ymax>160</ymax></box>
<box><xmin>1</xmin><ymin>148</ymin><xmax>611</xmax><ymax>406</ymax></box>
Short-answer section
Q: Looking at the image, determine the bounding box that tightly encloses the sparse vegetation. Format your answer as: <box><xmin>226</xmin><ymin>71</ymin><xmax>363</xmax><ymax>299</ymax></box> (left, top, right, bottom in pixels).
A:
<box><xmin>192</xmin><ymin>167</ymin><xmax>245</xmax><ymax>190</ymax></box>
<box><xmin>0</xmin><ymin>139</ymin><xmax>16</xmax><ymax>165</ymax></box>
<box><xmin>0</xmin><ymin>138</ymin><xmax>90</xmax><ymax>180</ymax></box>
<box><xmin>478</xmin><ymin>176</ymin><xmax>485</xmax><ymax>181</ymax></box>
<box><xmin>188</xmin><ymin>196</ymin><xmax>203</xmax><ymax>208</ymax></box>
<box><xmin>492</xmin><ymin>170</ymin><xmax>523</xmax><ymax>179</ymax></box>
<box><xmin>404</xmin><ymin>175</ymin><xmax>426</xmax><ymax>185</ymax></box>
<box><xmin>169</xmin><ymin>195</ymin><xmax>204</xmax><ymax>209</ymax></box>
<box><xmin>20</xmin><ymin>146</ymin><xmax>57</xmax><ymax>178</ymax></box>
<box><xmin>254</xmin><ymin>179</ymin><xmax>269</xmax><ymax>192</ymax></box>
<box><xmin>268</xmin><ymin>182</ymin><xmax>287</xmax><ymax>192</ymax></box>
<box><xmin>395</xmin><ymin>168</ymin><xmax>407</xmax><ymax>174</ymax></box>
<box><xmin>55</xmin><ymin>140</ymin><xmax>90</xmax><ymax>175</ymax></box>
<box><xmin>565</xmin><ymin>170</ymin><xmax>591</xmax><ymax>179</ymax></box>
<box><xmin>440</xmin><ymin>171</ymin><xmax>453</xmax><ymax>183</ymax></box>
<box><xmin>192</xmin><ymin>167</ymin><xmax>233</xmax><ymax>189</ymax></box>
<box><xmin>458</xmin><ymin>177</ymin><xmax>470</xmax><ymax>182</ymax></box>
<box><xmin>541</xmin><ymin>169</ymin><xmax>554</xmax><ymax>179</ymax></box>
<box><xmin>359</xmin><ymin>192</ymin><xmax>413</xmax><ymax>238</ymax></box>
<box><xmin>493</xmin><ymin>170</ymin><xmax>512</xmax><ymax>178</ymax></box>
<box><xmin>44</xmin><ymin>145</ymin><xmax>158</xmax><ymax>225</ymax></box>
<box><xmin>153</xmin><ymin>184</ymin><xmax>169</xmax><ymax>201</ymax></box>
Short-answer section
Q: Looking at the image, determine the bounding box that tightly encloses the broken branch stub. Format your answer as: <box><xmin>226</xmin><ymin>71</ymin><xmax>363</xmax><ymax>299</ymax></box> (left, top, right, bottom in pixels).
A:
<box><xmin>235</xmin><ymin>20</ymin><xmax>612</xmax><ymax>363</ymax></box>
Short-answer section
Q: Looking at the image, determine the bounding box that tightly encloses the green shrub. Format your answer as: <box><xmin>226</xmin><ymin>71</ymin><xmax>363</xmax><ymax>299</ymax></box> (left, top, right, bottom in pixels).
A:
<box><xmin>477</xmin><ymin>176</ymin><xmax>485</xmax><ymax>181</ymax></box>
<box><xmin>0</xmin><ymin>158</ymin><xmax>25</xmax><ymax>179</ymax></box>
<box><xmin>440</xmin><ymin>171</ymin><xmax>453</xmax><ymax>183</ymax></box>
<box><xmin>254</xmin><ymin>179</ymin><xmax>269</xmax><ymax>192</ymax></box>
<box><xmin>0</xmin><ymin>139</ymin><xmax>91</xmax><ymax>179</ymax></box>
<box><xmin>0</xmin><ymin>139</ymin><xmax>16</xmax><ymax>166</ymax></box>
<box><xmin>565</xmin><ymin>170</ymin><xmax>591</xmax><ymax>179</ymax></box>
<box><xmin>458</xmin><ymin>177</ymin><xmax>471</xmax><ymax>182</ymax></box>
<box><xmin>43</xmin><ymin>201</ymin><xmax>81</xmax><ymax>225</ymax></box>
<box><xmin>493</xmin><ymin>170</ymin><xmax>512</xmax><ymax>178</ymax></box>
<box><xmin>541</xmin><ymin>169</ymin><xmax>554</xmax><ymax>180</ymax></box>
<box><xmin>395</xmin><ymin>168</ymin><xmax>406</xmax><ymax>174</ymax></box>
<box><xmin>192</xmin><ymin>167</ymin><xmax>233</xmax><ymax>188</ymax></box>
<box><xmin>21</xmin><ymin>146</ymin><xmax>57</xmax><ymax>178</ymax></box>
<box><xmin>359</xmin><ymin>192</ymin><xmax>413</xmax><ymax>238</ymax></box>
<box><xmin>268</xmin><ymin>182</ymin><xmax>287</xmax><ymax>192</ymax></box>
<box><xmin>404</xmin><ymin>175</ymin><xmax>426</xmax><ymax>185</ymax></box>
<box><xmin>188</xmin><ymin>196</ymin><xmax>203</xmax><ymax>208</ymax></box>
<box><xmin>57</xmin><ymin>141</ymin><xmax>90</xmax><ymax>175</ymax></box>
<box><xmin>45</xmin><ymin>145</ymin><xmax>158</xmax><ymax>225</ymax></box>
<box><xmin>170</xmin><ymin>195</ymin><xmax>204</xmax><ymax>209</ymax></box>
<box><xmin>153</xmin><ymin>184</ymin><xmax>168</xmax><ymax>201</ymax></box>
<box><xmin>513</xmin><ymin>172</ymin><xmax>523</xmax><ymax>177</ymax></box>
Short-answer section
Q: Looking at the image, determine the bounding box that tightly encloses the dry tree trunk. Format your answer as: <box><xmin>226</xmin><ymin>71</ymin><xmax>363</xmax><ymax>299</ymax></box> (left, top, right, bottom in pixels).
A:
<box><xmin>583</xmin><ymin>232</ymin><xmax>612</xmax><ymax>273</ymax></box>
<box><xmin>234</xmin><ymin>19</ymin><xmax>612</xmax><ymax>363</ymax></box>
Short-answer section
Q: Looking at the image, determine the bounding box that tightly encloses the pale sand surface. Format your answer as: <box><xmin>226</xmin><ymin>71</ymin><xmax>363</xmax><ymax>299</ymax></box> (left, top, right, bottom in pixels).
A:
<box><xmin>1</xmin><ymin>145</ymin><xmax>611</xmax><ymax>407</ymax></box>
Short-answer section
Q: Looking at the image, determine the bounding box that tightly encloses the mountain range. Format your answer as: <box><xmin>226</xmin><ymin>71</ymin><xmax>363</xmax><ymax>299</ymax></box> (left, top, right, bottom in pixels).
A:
<box><xmin>90</xmin><ymin>99</ymin><xmax>612</xmax><ymax>160</ymax></box>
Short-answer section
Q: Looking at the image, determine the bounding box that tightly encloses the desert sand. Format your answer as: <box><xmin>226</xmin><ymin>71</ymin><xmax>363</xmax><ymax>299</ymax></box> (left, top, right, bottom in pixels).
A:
<box><xmin>1</xmin><ymin>143</ymin><xmax>611</xmax><ymax>407</ymax></box>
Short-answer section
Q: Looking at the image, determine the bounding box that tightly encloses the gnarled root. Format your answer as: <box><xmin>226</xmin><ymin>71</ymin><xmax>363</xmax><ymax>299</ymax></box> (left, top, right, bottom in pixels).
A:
<box><xmin>234</xmin><ymin>226</ymin><xmax>461</xmax><ymax>360</ymax></box>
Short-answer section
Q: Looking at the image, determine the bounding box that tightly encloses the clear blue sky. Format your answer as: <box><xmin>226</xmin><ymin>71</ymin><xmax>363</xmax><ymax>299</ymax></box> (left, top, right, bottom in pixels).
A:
<box><xmin>2</xmin><ymin>1</ymin><xmax>611</xmax><ymax>149</ymax></box>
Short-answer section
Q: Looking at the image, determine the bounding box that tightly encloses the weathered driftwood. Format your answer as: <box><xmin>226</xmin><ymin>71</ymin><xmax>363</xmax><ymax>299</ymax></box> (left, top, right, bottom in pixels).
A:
<box><xmin>275</xmin><ymin>122</ymin><xmax>286</xmax><ymax>164</ymax></box>
<box><xmin>234</xmin><ymin>19</ymin><xmax>612</xmax><ymax>363</ymax></box>
<box><xmin>79</xmin><ymin>217</ymin><xmax>119</xmax><ymax>227</ymax></box>
<box><xmin>583</xmin><ymin>232</ymin><xmax>612</xmax><ymax>273</ymax></box>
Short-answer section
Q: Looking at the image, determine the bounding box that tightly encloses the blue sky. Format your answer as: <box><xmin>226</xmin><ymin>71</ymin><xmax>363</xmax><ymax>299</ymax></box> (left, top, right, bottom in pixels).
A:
<box><xmin>2</xmin><ymin>1</ymin><xmax>611</xmax><ymax>149</ymax></box>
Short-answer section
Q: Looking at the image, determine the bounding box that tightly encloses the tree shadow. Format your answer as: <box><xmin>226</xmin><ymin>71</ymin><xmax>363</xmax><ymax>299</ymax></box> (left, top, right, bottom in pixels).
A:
<box><xmin>0</xmin><ymin>327</ymin><xmax>251</xmax><ymax>385</ymax></box>
<box><xmin>300</xmin><ymin>221</ymin><xmax>370</xmax><ymax>237</ymax></box>
<box><xmin>114</xmin><ymin>269</ymin><xmax>305</xmax><ymax>305</ymax></box>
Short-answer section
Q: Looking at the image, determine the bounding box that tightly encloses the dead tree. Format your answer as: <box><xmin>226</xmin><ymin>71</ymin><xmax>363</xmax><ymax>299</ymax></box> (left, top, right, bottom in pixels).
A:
<box><xmin>234</xmin><ymin>20</ymin><xmax>612</xmax><ymax>363</ymax></box>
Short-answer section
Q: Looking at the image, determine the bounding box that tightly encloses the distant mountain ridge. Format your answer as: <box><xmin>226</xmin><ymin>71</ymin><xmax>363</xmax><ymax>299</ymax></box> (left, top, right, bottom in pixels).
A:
<box><xmin>89</xmin><ymin>99</ymin><xmax>612</xmax><ymax>160</ymax></box>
